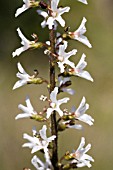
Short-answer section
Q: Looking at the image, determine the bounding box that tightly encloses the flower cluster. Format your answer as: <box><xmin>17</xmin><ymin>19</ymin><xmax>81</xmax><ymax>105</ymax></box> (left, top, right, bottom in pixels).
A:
<box><xmin>13</xmin><ymin>0</ymin><xmax>94</xmax><ymax>169</ymax></box>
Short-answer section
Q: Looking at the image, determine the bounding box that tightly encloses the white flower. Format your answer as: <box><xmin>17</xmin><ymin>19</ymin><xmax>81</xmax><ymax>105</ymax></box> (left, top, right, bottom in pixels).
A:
<box><xmin>47</xmin><ymin>0</ymin><xmax>70</xmax><ymax>29</ymax></box>
<box><xmin>71</xmin><ymin>137</ymin><xmax>94</xmax><ymax>168</ymax></box>
<box><xmin>15</xmin><ymin>96</ymin><xmax>37</xmax><ymax>120</ymax></box>
<box><xmin>37</xmin><ymin>9</ymin><xmax>58</xmax><ymax>29</ymax></box>
<box><xmin>47</xmin><ymin>87</ymin><xmax>70</xmax><ymax>118</ymax></box>
<box><xmin>23</xmin><ymin>125</ymin><xmax>56</xmax><ymax>159</ymax></box>
<box><xmin>13</xmin><ymin>62</ymin><xmax>31</xmax><ymax>89</ymax></box>
<box><xmin>12</xmin><ymin>28</ymin><xmax>35</xmax><ymax>57</ymax></box>
<box><xmin>57</xmin><ymin>41</ymin><xmax>77</xmax><ymax>73</ymax></box>
<box><xmin>71</xmin><ymin>97</ymin><xmax>94</xmax><ymax>125</ymax></box>
<box><xmin>68</xmin><ymin>17</ymin><xmax>92</xmax><ymax>48</ymax></box>
<box><xmin>77</xmin><ymin>0</ymin><xmax>88</xmax><ymax>5</ymax></box>
<box><xmin>37</xmin><ymin>0</ymin><xmax>70</xmax><ymax>29</ymax></box>
<box><xmin>58</xmin><ymin>76</ymin><xmax>75</xmax><ymax>95</ymax></box>
<box><xmin>70</xmin><ymin>53</ymin><xmax>93</xmax><ymax>82</ymax></box>
<box><xmin>15</xmin><ymin>0</ymin><xmax>39</xmax><ymax>17</ymax></box>
<box><xmin>31</xmin><ymin>155</ymin><xmax>52</xmax><ymax>170</ymax></box>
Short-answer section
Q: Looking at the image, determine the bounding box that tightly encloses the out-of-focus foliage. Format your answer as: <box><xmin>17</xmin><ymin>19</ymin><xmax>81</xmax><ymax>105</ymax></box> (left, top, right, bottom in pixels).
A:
<box><xmin>0</xmin><ymin>0</ymin><xmax>113</xmax><ymax>170</ymax></box>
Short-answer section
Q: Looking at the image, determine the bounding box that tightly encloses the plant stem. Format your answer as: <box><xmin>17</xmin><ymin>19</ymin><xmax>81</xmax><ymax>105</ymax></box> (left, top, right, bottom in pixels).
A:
<box><xmin>49</xmin><ymin>28</ymin><xmax>59</xmax><ymax>169</ymax></box>
<box><xmin>48</xmin><ymin>0</ymin><xmax>59</xmax><ymax>167</ymax></box>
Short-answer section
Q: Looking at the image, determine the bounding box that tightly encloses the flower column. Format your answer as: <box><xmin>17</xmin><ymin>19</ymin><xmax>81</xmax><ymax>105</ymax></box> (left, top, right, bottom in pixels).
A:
<box><xmin>12</xmin><ymin>0</ymin><xmax>94</xmax><ymax>170</ymax></box>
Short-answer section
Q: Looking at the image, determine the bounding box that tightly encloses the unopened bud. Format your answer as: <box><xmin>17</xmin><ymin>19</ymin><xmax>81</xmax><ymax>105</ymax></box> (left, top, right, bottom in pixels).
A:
<box><xmin>39</xmin><ymin>1</ymin><xmax>48</xmax><ymax>9</ymax></box>
<box><xmin>62</xmin><ymin>114</ymin><xmax>74</xmax><ymax>121</ymax></box>
<box><xmin>62</xmin><ymin>33</ymin><xmax>68</xmax><ymax>39</ymax></box>
<box><xmin>58</xmin><ymin>123</ymin><xmax>66</xmax><ymax>131</ymax></box>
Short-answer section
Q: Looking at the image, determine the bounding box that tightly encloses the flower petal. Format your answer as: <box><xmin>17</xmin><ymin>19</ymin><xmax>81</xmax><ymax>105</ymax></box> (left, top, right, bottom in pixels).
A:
<box><xmin>15</xmin><ymin>4</ymin><xmax>28</xmax><ymax>17</ymax></box>
<box><xmin>13</xmin><ymin>80</ymin><xmax>27</xmax><ymax>89</ymax></box>
<box><xmin>31</xmin><ymin>155</ymin><xmax>45</xmax><ymax>169</ymax></box>
<box><xmin>26</xmin><ymin>96</ymin><xmax>34</xmax><ymax>111</ymax></box>
<box><xmin>58</xmin><ymin>97</ymin><xmax>70</xmax><ymax>105</ymax></box>
<box><xmin>51</xmin><ymin>0</ymin><xmax>59</xmax><ymax>11</ymax></box>
<box><xmin>76</xmin><ymin>137</ymin><xmax>85</xmax><ymax>152</ymax></box>
<box><xmin>62</xmin><ymin>88</ymin><xmax>75</xmax><ymax>95</ymax></box>
<box><xmin>37</xmin><ymin>10</ymin><xmax>48</xmax><ymax>18</ymax></box>
<box><xmin>39</xmin><ymin>125</ymin><xmax>47</xmax><ymax>140</ymax></box>
<box><xmin>50</xmin><ymin>87</ymin><xmax>58</xmax><ymax>102</ymax></box>
<box><xmin>15</xmin><ymin>113</ymin><xmax>30</xmax><ymax>120</ymax></box>
<box><xmin>47</xmin><ymin>17</ymin><xmax>55</xmax><ymax>29</ymax></box>
<box><xmin>56</xmin><ymin>15</ymin><xmax>65</xmax><ymax>27</ymax></box>
<box><xmin>46</xmin><ymin>108</ymin><xmax>54</xmax><ymax>119</ymax></box>
<box><xmin>77</xmin><ymin>0</ymin><xmax>88</xmax><ymax>5</ymax></box>
<box><xmin>58</xmin><ymin>7</ymin><xmax>70</xmax><ymax>15</ymax></box>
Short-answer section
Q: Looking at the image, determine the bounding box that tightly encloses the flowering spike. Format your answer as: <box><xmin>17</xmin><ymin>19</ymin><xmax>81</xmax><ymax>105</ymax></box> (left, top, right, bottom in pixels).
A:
<box><xmin>13</xmin><ymin>0</ymin><xmax>94</xmax><ymax>169</ymax></box>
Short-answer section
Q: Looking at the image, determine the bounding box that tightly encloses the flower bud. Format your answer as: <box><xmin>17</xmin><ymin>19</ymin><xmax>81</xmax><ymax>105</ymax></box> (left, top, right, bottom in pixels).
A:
<box><xmin>62</xmin><ymin>114</ymin><xmax>75</xmax><ymax>121</ymax></box>
<box><xmin>58</xmin><ymin>123</ymin><xmax>66</xmax><ymax>131</ymax></box>
<box><xmin>39</xmin><ymin>1</ymin><xmax>48</xmax><ymax>9</ymax></box>
<box><xmin>64</xmin><ymin>151</ymin><xmax>73</xmax><ymax>160</ymax></box>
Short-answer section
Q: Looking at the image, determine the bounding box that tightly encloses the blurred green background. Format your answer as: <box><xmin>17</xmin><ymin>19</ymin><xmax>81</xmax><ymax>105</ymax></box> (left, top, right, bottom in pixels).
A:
<box><xmin>0</xmin><ymin>0</ymin><xmax>113</xmax><ymax>169</ymax></box>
